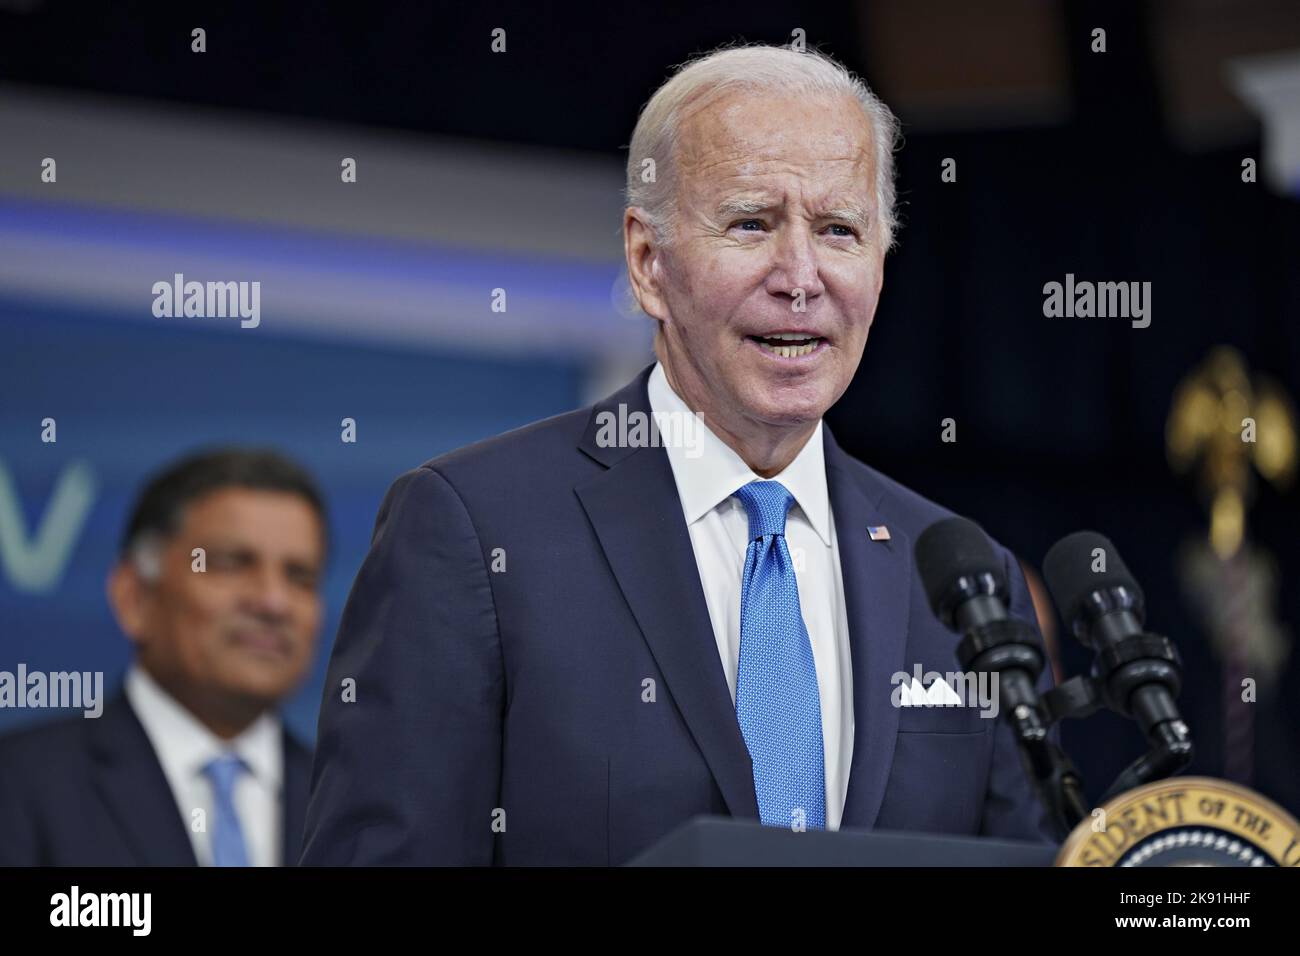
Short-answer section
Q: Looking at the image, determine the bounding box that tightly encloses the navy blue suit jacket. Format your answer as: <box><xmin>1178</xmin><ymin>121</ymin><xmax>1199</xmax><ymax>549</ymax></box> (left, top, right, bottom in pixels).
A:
<box><xmin>301</xmin><ymin>366</ymin><xmax>1058</xmax><ymax>865</ymax></box>
<box><xmin>0</xmin><ymin>689</ymin><xmax>312</xmax><ymax>866</ymax></box>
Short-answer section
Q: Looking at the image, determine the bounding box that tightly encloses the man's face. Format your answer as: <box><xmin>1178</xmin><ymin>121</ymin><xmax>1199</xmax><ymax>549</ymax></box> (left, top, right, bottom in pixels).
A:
<box><xmin>114</xmin><ymin>488</ymin><xmax>325</xmax><ymax>709</ymax></box>
<box><xmin>636</xmin><ymin>90</ymin><xmax>886</xmax><ymax>432</ymax></box>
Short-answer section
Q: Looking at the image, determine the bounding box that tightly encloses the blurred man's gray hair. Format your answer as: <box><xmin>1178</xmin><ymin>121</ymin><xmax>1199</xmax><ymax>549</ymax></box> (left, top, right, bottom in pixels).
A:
<box><xmin>625</xmin><ymin>43</ymin><xmax>902</xmax><ymax>251</ymax></box>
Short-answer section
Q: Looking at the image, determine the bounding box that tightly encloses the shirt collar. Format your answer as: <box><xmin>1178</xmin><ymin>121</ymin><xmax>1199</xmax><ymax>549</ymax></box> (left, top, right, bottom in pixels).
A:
<box><xmin>124</xmin><ymin>663</ymin><xmax>283</xmax><ymax>791</ymax></box>
<box><xmin>647</xmin><ymin>361</ymin><xmax>833</xmax><ymax>546</ymax></box>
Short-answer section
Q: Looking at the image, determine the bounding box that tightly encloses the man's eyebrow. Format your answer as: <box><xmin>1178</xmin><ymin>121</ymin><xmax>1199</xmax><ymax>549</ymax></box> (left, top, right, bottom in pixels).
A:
<box><xmin>818</xmin><ymin>206</ymin><xmax>872</xmax><ymax>230</ymax></box>
<box><xmin>714</xmin><ymin>196</ymin><xmax>774</xmax><ymax>218</ymax></box>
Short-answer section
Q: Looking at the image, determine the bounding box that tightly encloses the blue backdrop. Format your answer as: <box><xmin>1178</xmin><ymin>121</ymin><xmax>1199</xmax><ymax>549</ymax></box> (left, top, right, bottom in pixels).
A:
<box><xmin>0</xmin><ymin>294</ymin><xmax>589</xmax><ymax>742</ymax></box>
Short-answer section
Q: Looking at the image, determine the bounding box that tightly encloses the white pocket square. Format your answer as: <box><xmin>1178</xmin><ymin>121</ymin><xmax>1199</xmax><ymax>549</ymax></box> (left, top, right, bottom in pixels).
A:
<box><xmin>898</xmin><ymin>677</ymin><xmax>965</xmax><ymax>707</ymax></box>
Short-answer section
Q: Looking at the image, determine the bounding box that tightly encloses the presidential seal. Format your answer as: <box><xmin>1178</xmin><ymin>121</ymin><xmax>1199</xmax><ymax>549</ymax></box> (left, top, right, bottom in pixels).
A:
<box><xmin>1055</xmin><ymin>777</ymin><xmax>1300</xmax><ymax>866</ymax></box>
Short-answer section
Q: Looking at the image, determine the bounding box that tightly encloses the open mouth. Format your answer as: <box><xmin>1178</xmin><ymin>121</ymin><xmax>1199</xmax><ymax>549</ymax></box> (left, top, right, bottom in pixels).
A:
<box><xmin>747</xmin><ymin>332</ymin><xmax>826</xmax><ymax>358</ymax></box>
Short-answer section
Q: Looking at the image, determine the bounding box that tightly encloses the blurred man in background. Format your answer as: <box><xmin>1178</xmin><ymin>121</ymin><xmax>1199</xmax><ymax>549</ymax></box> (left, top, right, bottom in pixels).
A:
<box><xmin>0</xmin><ymin>449</ymin><xmax>327</xmax><ymax>866</ymax></box>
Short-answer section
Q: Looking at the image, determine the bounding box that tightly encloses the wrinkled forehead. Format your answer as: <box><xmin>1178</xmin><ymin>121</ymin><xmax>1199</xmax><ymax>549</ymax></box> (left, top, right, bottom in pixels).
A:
<box><xmin>673</xmin><ymin>89</ymin><xmax>877</xmax><ymax>205</ymax></box>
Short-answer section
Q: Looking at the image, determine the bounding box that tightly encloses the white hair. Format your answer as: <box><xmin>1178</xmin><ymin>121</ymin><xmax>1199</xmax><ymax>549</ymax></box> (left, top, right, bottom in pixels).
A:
<box><xmin>127</xmin><ymin>532</ymin><xmax>163</xmax><ymax>582</ymax></box>
<box><xmin>625</xmin><ymin>43</ymin><xmax>902</xmax><ymax>251</ymax></box>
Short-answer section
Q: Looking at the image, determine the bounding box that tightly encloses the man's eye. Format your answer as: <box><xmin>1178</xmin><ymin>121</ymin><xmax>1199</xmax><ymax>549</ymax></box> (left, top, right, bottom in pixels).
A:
<box><xmin>733</xmin><ymin>219</ymin><xmax>764</xmax><ymax>232</ymax></box>
<box><xmin>287</xmin><ymin>567</ymin><xmax>319</xmax><ymax>589</ymax></box>
<box><xmin>827</xmin><ymin>223</ymin><xmax>856</xmax><ymax>238</ymax></box>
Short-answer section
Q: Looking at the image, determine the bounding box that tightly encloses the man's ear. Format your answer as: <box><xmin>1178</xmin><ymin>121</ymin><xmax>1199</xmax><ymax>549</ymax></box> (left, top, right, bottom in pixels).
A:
<box><xmin>623</xmin><ymin>207</ymin><xmax>671</xmax><ymax>322</ymax></box>
<box><xmin>107</xmin><ymin>560</ymin><xmax>150</xmax><ymax>648</ymax></box>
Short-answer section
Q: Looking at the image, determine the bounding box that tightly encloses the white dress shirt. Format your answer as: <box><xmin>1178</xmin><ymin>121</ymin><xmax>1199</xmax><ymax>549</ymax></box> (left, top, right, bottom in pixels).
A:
<box><xmin>124</xmin><ymin>664</ymin><xmax>284</xmax><ymax>866</ymax></box>
<box><xmin>647</xmin><ymin>362</ymin><xmax>855</xmax><ymax>830</ymax></box>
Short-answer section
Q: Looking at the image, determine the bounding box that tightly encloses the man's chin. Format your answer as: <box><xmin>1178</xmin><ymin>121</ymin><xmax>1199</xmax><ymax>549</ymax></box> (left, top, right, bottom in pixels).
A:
<box><xmin>217</xmin><ymin>670</ymin><xmax>300</xmax><ymax>708</ymax></box>
<box><xmin>740</xmin><ymin>381</ymin><xmax>835</xmax><ymax>427</ymax></box>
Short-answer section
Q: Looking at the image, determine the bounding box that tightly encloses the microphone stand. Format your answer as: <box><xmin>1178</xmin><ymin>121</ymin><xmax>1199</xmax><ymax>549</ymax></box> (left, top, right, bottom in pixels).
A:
<box><xmin>959</xmin><ymin>617</ymin><xmax>1195</xmax><ymax>839</ymax></box>
<box><xmin>1040</xmin><ymin>629</ymin><xmax>1194</xmax><ymax>804</ymax></box>
<box><xmin>953</xmin><ymin>614</ymin><xmax>1089</xmax><ymax>841</ymax></box>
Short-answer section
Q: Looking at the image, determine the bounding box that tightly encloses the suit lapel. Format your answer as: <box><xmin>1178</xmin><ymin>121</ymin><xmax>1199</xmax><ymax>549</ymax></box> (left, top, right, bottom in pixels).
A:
<box><xmin>572</xmin><ymin>368</ymin><xmax>915</xmax><ymax>829</ymax></box>
<box><xmin>825</xmin><ymin>429</ymin><xmax>914</xmax><ymax>830</ymax></box>
<box><xmin>281</xmin><ymin>732</ymin><xmax>311</xmax><ymax>866</ymax></box>
<box><xmin>89</xmin><ymin>691</ymin><xmax>199</xmax><ymax>865</ymax></box>
<box><xmin>574</xmin><ymin>367</ymin><xmax>759</xmax><ymax>821</ymax></box>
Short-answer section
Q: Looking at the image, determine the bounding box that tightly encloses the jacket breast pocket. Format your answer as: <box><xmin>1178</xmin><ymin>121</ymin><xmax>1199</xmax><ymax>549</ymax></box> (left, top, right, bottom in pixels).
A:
<box><xmin>896</xmin><ymin>704</ymin><xmax>989</xmax><ymax>735</ymax></box>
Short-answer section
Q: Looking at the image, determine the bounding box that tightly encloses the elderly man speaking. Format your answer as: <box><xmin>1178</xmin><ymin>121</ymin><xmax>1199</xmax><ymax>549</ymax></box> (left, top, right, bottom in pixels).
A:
<box><xmin>301</xmin><ymin>44</ymin><xmax>1056</xmax><ymax>866</ymax></box>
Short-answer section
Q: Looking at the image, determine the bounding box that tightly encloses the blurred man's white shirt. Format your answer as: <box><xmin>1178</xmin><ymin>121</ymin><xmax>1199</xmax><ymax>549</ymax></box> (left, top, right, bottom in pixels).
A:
<box><xmin>125</xmin><ymin>664</ymin><xmax>283</xmax><ymax>865</ymax></box>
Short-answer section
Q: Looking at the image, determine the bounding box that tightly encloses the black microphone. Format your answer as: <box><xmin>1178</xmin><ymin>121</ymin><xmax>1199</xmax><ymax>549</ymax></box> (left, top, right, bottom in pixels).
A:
<box><xmin>915</xmin><ymin>516</ymin><xmax>1009</xmax><ymax>632</ymax></box>
<box><xmin>1042</xmin><ymin>530</ymin><xmax>1145</xmax><ymax>654</ymax></box>
<box><xmin>1042</xmin><ymin>531</ymin><xmax>1193</xmax><ymax>798</ymax></box>
<box><xmin>915</xmin><ymin>517</ymin><xmax>1044</xmax><ymax>740</ymax></box>
<box><xmin>915</xmin><ymin>517</ymin><xmax>1086</xmax><ymax>835</ymax></box>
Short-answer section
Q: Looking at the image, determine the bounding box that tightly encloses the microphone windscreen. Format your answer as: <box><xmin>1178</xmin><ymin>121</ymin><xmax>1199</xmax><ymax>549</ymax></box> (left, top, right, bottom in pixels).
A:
<box><xmin>1042</xmin><ymin>530</ymin><xmax>1143</xmax><ymax>629</ymax></box>
<box><xmin>914</xmin><ymin>517</ymin><xmax>1005</xmax><ymax>618</ymax></box>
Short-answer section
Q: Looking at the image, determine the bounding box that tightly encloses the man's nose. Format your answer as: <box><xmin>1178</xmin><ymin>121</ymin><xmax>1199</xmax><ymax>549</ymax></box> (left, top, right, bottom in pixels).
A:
<box><xmin>765</xmin><ymin>225</ymin><xmax>825</xmax><ymax>302</ymax></box>
<box><xmin>245</xmin><ymin>567</ymin><xmax>294</xmax><ymax>619</ymax></box>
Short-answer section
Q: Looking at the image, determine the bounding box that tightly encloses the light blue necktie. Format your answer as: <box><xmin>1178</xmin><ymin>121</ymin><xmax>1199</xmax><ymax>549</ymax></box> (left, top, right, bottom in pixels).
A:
<box><xmin>732</xmin><ymin>479</ymin><xmax>827</xmax><ymax>829</ymax></box>
<box><xmin>202</xmin><ymin>753</ymin><xmax>251</xmax><ymax>867</ymax></box>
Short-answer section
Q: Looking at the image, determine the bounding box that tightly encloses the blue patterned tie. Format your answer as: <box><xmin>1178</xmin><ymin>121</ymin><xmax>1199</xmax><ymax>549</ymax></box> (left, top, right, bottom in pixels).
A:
<box><xmin>202</xmin><ymin>753</ymin><xmax>251</xmax><ymax>866</ymax></box>
<box><xmin>732</xmin><ymin>480</ymin><xmax>827</xmax><ymax>829</ymax></box>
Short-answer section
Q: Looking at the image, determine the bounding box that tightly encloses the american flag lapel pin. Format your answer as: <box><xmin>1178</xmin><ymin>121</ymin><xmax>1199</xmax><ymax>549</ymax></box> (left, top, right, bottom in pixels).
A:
<box><xmin>867</xmin><ymin>525</ymin><xmax>891</xmax><ymax>541</ymax></box>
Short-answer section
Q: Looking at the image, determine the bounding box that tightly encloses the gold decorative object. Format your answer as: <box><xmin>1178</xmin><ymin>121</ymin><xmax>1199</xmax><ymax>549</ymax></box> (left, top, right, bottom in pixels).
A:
<box><xmin>1166</xmin><ymin>346</ymin><xmax>1295</xmax><ymax>559</ymax></box>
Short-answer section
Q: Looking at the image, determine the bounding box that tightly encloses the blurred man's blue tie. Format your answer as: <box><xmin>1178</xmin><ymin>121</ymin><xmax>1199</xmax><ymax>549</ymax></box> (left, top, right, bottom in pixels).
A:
<box><xmin>202</xmin><ymin>753</ymin><xmax>251</xmax><ymax>866</ymax></box>
<box><xmin>732</xmin><ymin>479</ymin><xmax>826</xmax><ymax>829</ymax></box>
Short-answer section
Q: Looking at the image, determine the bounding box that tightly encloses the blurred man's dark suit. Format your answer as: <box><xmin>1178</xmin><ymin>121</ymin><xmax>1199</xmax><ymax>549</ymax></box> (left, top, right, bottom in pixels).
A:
<box><xmin>0</xmin><ymin>689</ymin><xmax>311</xmax><ymax>865</ymax></box>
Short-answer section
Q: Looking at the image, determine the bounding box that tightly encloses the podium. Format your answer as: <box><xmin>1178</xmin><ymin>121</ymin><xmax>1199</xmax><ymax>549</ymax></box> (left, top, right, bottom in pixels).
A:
<box><xmin>626</xmin><ymin>816</ymin><xmax>1059</xmax><ymax>866</ymax></box>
